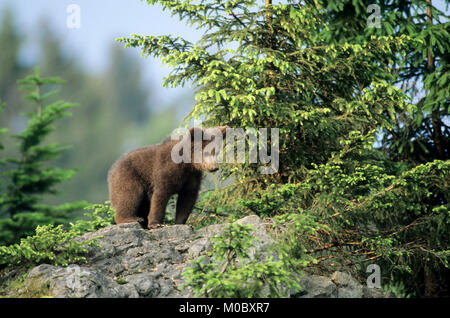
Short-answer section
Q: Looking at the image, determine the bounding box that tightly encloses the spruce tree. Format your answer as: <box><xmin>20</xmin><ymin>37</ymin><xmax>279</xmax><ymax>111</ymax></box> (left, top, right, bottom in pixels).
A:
<box><xmin>118</xmin><ymin>0</ymin><xmax>411</xmax><ymax>186</ymax></box>
<box><xmin>0</xmin><ymin>67</ymin><xmax>87</xmax><ymax>245</ymax></box>
<box><xmin>306</xmin><ymin>0</ymin><xmax>450</xmax><ymax>296</ymax></box>
<box><xmin>316</xmin><ymin>0</ymin><xmax>449</xmax><ymax>164</ymax></box>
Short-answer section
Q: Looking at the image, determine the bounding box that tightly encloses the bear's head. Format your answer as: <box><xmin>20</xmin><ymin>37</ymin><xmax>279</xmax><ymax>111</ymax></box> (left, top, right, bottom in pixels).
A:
<box><xmin>189</xmin><ymin>126</ymin><xmax>228</xmax><ymax>172</ymax></box>
<box><xmin>170</xmin><ymin>126</ymin><xmax>228</xmax><ymax>173</ymax></box>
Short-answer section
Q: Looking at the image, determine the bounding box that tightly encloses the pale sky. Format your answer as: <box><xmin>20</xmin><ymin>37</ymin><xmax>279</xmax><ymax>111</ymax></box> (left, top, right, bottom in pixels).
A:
<box><xmin>0</xmin><ymin>0</ymin><xmax>205</xmax><ymax>106</ymax></box>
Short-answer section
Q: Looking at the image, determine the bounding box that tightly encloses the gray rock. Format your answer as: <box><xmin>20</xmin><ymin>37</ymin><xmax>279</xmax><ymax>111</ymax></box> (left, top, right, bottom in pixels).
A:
<box><xmin>147</xmin><ymin>225</ymin><xmax>194</xmax><ymax>242</ymax></box>
<box><xmin>26</xmin><ymin>264</ymin><xmax>138</xmax><ymax>298</ymax></box>
<box><xmin>195</xmin><ymin>223</ymin><xmax>225</xmax><ymax>238</ymax></box>
<box><xmin>363</xmin><ymin>286</ymin><xmax>395</xmax><ymax>298</ymax></box>
<box><xmin>337</xmin><ymin>286</ymin><xmax>364</xmax><ymax>298</ymax></box>
<box><xmin>331</xmin><ymin>271</ymin><xmax>360</xmax><ymax>286</ymax></box>
<box><xmin>187</xmin><ymin>238</ymin><xmax>211</xmax><ymax>259</ymax></box>
<box><xmin>125</xmin><ymin>273</ymin><xmax>160</xmax><ymax>297</ymax></box>
<box><xmin>331</xmin><ymin>271</ymin><xmax>364</xmax><ymax>298</ymax></box>
<box><xmin>14</xmin><ymin>215</ymin><xmax>393</xmax><ymax>298</ymax></box>
<box><xmin>296</xmin><ymin>274</ymin><xmax>338</xmax><ymax>298</ymax></box>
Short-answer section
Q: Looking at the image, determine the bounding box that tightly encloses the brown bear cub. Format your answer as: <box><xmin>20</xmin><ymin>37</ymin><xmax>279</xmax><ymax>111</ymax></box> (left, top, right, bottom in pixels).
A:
<box><xmin>108</xmin><ymin>126</ymin><xmax>228</xmax><ymax>229</ymax></box>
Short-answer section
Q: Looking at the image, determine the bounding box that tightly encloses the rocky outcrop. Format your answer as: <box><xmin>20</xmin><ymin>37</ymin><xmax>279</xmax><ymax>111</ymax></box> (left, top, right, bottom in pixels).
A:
<box><xmin>15</xmin><ymin>215</ymin><xmax>393</xmax><ymax>298</ymax></box>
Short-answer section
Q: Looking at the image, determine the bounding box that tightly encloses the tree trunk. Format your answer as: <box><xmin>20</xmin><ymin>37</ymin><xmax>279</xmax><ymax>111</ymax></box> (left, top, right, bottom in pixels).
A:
<box><xmin>424</xmin><ymin>264</ymin><xmax>438</xmax><ymax>297</ymax></box>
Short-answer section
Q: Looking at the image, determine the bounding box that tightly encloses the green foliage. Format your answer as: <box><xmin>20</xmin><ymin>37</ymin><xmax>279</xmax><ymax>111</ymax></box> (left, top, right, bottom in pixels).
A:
<box><xmin>182</xmin><ymin>223</ymin><xmax>301</xmax><ymax>298</ymax></box>
<box><xmin>210</xmin><ymin>223</ymin><xmax>256</xmax><ymax>265</ymax></box>
<box><xmin>382</xmin><ymin>281</ymin><xmax>413</xmax><ymax>299</ymax></box>
<box><xmin>240</xmin><ymin>183</ymin><xmax>310</xmax><ymax>217</ymax></box>
<box><xmin>0</xmin><ymin>224</ymin><xmax>98</xmax><ymax>268</ymax></box>
<box><xmin>0</xmin><ymin>67</ymin><xmax>87</xmax><ymax>245</ymax></box>
<box><xmin>318</xmin><ymin>0</ymin><xmax>449</xmax><ymax>163</ymax></box>
<box><xmin>0</xmin><ymin>212</ymin><xmax>68</xmax><ymax>247</ymax></box>
<box><xmin>241</xmin><ymin>130</ymin><xmax>449</xmax><ymax>296</ymax></box>
<box><xmin>0</xmin><ymin>202</ymin><xmax>114</xmax><ymax>269</ymax></box>
<box><xmin>272</xmin><ymin>211</ymin><xmax>328</xmax><ymax>269</ymax></box>
<box><xmin>70</xmin><ymin>201</ymin><xmax>115</xmax><ymax>234</ymax></box>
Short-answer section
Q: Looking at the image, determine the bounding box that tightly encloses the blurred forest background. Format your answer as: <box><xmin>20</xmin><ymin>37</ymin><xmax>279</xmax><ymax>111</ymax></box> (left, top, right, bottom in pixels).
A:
<box><xmin>0</xmin><ymin>3</ymin><xmax>195</xmax><ymax>206</ymax></box>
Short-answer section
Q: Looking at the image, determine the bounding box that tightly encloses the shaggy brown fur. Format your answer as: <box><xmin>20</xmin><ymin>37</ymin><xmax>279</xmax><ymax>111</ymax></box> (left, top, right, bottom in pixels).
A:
<box><xmin>108</xmin><ymin>126</ymin><xmax>228</xmax><ymax>229</ymax></box>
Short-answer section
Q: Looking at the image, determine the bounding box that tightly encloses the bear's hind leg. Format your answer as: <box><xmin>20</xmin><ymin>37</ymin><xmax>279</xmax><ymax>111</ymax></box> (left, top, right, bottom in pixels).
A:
<box><xmin>110</xmin><ymin>179</ymin><xmax>146</xmax><ymax>225</ymax></box>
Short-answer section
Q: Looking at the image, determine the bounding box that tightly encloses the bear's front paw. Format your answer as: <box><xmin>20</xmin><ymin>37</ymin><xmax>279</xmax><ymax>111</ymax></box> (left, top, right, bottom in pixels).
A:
<box><xmin>148</xmin><ymin>223</ymin><xmax>165</xmax><ymax>230</ymax></box>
